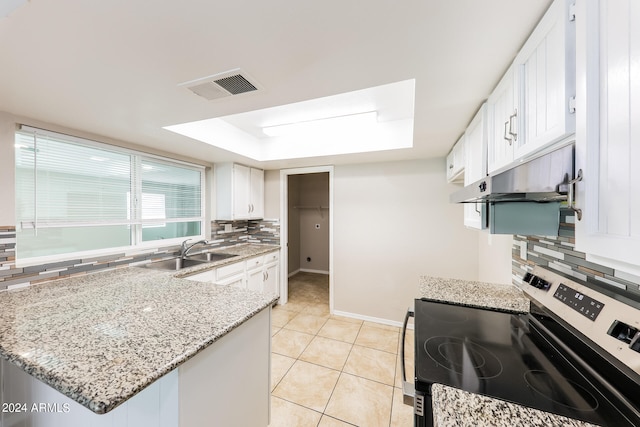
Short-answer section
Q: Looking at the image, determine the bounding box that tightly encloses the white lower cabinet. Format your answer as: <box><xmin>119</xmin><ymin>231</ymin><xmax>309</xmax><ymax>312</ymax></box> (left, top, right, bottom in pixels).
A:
<box><xmin>216</xmin><ymin>273</ymin><xmax>245</xmax><ymax>288</ymax></box>
<box><xmin>185</xmin><ymin>251</ymin><xmax>280</xmax><ymax>295</ymax></box>
<box><xmin>246</xmin><ymin>255</ymin><xmax>279</xmax><ymax>295</ymax></box>
<box><xmin>263</xmin><ymin>262</ymin><xmax>279</xmax><ymax>295</ymax></box>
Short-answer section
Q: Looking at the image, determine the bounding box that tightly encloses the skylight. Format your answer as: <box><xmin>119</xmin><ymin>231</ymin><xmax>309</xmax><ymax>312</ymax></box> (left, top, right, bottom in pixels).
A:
<box><xmin>163</xmin><ymin>79</ymin><xmax>415</xmax><ymax>161</ymax></box>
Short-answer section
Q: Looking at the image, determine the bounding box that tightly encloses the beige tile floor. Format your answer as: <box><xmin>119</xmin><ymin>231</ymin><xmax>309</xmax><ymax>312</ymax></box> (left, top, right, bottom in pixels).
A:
<box><xmin>270</xmin><ymin>272</ymin><xmax>415</xmax><ymax>427</ymax></box>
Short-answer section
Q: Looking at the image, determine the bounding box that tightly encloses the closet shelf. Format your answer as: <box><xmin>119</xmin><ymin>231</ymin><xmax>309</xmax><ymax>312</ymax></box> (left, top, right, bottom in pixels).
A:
<box><xmin>293</xmin><ymin>205</ymin><xmax>329</xmax><ymax>219</ymax></box>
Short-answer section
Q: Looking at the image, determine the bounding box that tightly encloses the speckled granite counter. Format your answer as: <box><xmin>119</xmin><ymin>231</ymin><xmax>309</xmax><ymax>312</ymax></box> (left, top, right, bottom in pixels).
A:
<box><xmin>419</xmin><ymin>276</ymin><xmax>530</xmax><ymax>313</ymax></box>
<box><xmin>431</xmin><ymin>384</ymin><xmax>599</xmax><ymax>427</ymax></box>
<box><xmin>0</xmin><ymin>260</ymin><xmax>278</xmax><ymax>414</ymax></box>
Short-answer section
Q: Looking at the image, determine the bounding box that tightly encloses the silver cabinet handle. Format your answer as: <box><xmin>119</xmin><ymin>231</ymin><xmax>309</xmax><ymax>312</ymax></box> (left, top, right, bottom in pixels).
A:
<box><xmin>509</xmin><ymin>109</ymin><xmax>518</xmax><ymax>143</ymax></box>
<box><xmin>503</xmin><ymin>120</ymin><xmax>511</xmax><ymax>144</ymax></box>
<box><xmin>568</xmin><ymin>169</ymin><xmax>583</xmax><ymax>221</ymax></box>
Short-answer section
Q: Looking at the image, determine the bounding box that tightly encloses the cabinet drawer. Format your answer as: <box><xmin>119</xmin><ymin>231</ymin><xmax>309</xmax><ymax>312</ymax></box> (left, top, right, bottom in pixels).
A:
<box><xmin>185</xmin><ymin>269</ymin><xmax>216</xmax><ymax>283</ymax></box>
<box><xmin>215</xmin><ymin>273</ymin><xmax>245</xmax><ymax>289</ymax></box>
<box><xmin>245</xmin><ymin>256</ymin><xmax>264</xmax><ymax>270</ymax></box>
<box><xmin>263</xmin><ymin>251</ymin><xmax>279</xmax><ymax>264</ymax></box>
<box><xmin>216</xmin><ymin>261</ymin><xmax>245</xmax><ymax>280</ymax></box>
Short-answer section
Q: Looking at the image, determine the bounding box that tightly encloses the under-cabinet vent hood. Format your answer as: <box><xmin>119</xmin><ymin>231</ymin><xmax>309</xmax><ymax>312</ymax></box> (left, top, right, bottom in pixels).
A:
<box><xmin>450</xmin><ymin>143</ymin><xmax>574</xmax><ymax>204</ymax></box>
<box><xmin>180</xmin><ymin>68</ymin><xmax>260</xmax><ymax>101</ymax></box>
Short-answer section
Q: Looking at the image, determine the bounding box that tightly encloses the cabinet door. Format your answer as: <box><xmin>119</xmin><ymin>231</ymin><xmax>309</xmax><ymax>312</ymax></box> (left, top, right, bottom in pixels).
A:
<box><xmin>487</xmin><ymin>66</ymin><xmax>518</xmax><ymax>173</ymax></box>
<box><xmin>263</xmin><ymin>262</ymin><xmax>279</xmax><ymax>296</ymax></box>
<box><xmin>215</xmin><ymin>273</ymin><xmax>245</xmax><ymax>289</ymax></box>
<box><xmin>515</xmin><ymin>0</ymin><xmax>576</xmax><ymax>160</ymax></box>
<box><xmin>250</xmin><ymin>168</ymin><xmax>264</xmax><ymax>219</ymax></box>
<box><xmin>232</xmin><ymin>164</ymin><xmax>251</xmax><ymax>220</ymax></box>
<box><xmin>446</xmin><ymin>135</ymin><xmax>465</xmax><ymax>183</ymax></box>
<box><xmin>463</xmin><ymin>104</ymin><xmax>488</xmax><ymax>229</ymax></box>
<box><xmin>247</xmin><ymin>267</ymin><xmax>264</xmax><ymax>292</ymax></box>
<box><xmin>575</xmin><ymin>0</ymin><xmax>640</xmax><ymax>270</ymax></box>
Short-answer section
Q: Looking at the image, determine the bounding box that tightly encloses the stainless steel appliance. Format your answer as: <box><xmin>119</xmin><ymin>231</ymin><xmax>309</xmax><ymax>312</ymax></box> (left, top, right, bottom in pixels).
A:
<box><xmin>449</xmin><ymin>143</ymin><xmax>583</xmax><ymax>235</ymax></box>
<box><xmin>402</xmin><ymin>267</ymin><xmax>640</xmax><ymax>426</ymax></box>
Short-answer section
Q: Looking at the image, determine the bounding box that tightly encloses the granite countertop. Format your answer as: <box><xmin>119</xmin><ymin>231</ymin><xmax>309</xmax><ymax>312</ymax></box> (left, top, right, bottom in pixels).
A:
<box><xmin>0</xmin><ymin>245</ymin><xmax>279</xmax><ymax>414</ymax></box>
<box><xmin>419</xmin><ymin>276</ymin><xmax>530</xmax><ymax>313</ymax></box>
<box><xmin>431</xmin><ymin>384</ymin><xmax>600</xmax><ymax>427</ymax></box>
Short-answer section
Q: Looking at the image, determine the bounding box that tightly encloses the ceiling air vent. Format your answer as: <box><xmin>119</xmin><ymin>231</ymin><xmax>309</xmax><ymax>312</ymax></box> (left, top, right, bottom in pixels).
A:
<box><xmin>180</xmin><ymin>69</ymin><xmax>260</xmax><ymax>101</ymax></box>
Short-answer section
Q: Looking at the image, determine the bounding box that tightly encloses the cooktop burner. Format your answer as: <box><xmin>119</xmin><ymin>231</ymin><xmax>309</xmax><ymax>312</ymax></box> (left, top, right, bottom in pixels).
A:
<box><xmin>424</xmin><ymin>336</ymin><xmax>503</xmax><ymax>379</ymax></box>
<box><xmin>523</xmin><ymin>370</ymin><xmax>598</xmax><ymax>412</ymax></box>
<box><xmin>412</xmin><ymin>298</ymin><xmax>637</xmax><ymax>427</ymax></box>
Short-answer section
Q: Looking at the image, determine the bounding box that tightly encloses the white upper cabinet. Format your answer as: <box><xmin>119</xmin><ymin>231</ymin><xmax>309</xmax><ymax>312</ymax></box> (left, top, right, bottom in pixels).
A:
<box><xmin>215</xmin><ymin>163</ymin><xmax>265</xmax><ymax>220</ymax></box>
<box><xmin>574</xmin><ymin>0</ymin><xmax>640</xmax><ymax>271</ymax></box>
<box><xmin>514</xmin><ymin>0</ymin><xmax>576</xmax><ymax>159</ymax></box>
<box><xmin>463</xmin><ymin>103</ymin><xmax>488</xmax><ymax>229</ymax></box>
<box><xmin>487</xmin><ymin>66</ymin><xmax>518</xmax><ymax>173</ymax></box>
<box><xmin>446</xmin><ymin>135</ymin><xmax>465</xmax><ymax>183</ymax></box>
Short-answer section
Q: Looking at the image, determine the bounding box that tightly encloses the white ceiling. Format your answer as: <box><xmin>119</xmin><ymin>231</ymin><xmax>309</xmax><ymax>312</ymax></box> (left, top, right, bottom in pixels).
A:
<box><xmin>0</xmin><ymin>0</ymin><xmax>552</xmax><ymax>170</ymax></box>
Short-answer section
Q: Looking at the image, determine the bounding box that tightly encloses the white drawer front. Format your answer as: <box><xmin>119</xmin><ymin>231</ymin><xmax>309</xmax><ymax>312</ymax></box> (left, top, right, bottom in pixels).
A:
<box><xmin>245</xmin><ymin>256</ymin><xmax>264</xmax><ymax>270</ymax></box>
<box><xmin>216</xmin><ymin>261</ymin><xmax>245</xmax><ymax>280</ymax></box>
<box><xmin>264</xmin><ymin>251</ymin><xmax>279</xmax><ymax>264</ymax></box>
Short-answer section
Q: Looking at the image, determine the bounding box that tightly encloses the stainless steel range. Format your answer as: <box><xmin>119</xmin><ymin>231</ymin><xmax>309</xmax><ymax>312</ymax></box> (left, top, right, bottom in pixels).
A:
<box><xmin>402</xmin><ymin>266</ymin><xmax>640</xmax><ymax>426</ymax></box>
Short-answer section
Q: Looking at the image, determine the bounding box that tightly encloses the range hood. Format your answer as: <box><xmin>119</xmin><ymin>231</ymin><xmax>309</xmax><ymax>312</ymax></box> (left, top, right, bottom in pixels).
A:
<box><xmin>451</xmin><ymin>143</ymin><xmax>576</xmax><ymax>236</ymax></box>
<box><xmin>450</xmin><ymin>143</ymin><xmax>574</xmax><ymax>204</ymax></box>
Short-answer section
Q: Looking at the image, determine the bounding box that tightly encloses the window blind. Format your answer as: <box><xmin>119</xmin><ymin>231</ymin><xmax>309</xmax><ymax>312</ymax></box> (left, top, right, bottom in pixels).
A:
<box><xmin>15</xmin><ymin>127</ymin><xmax>204</xmax><ymax>259</ymax></box>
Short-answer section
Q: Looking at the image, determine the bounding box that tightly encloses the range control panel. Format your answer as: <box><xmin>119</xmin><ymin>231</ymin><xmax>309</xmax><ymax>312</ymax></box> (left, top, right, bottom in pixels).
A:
<box><xmin>553</xmin><ymin>283</ymin><xmax>605</xmax><ymax>321</ymax></box>
<box><xmin>518</xmin><ymin>266</ymin><xmax>640</xmax><ymax>375</ymax></box>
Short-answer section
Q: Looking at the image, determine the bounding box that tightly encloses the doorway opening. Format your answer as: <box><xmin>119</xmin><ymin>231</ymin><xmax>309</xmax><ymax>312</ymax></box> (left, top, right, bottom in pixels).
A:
<box><xmin>279</xmin><ymin>166</ymin><xmax>333</xmax><ymax>311</ymax></box>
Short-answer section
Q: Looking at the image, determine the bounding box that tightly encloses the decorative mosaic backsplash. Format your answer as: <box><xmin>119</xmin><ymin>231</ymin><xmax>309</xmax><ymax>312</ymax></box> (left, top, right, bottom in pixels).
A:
<box><xmin>210</xmin><ymin>219</ymin><xmax>280</xmax><ymax>246</ymax></box>
<box><xmin>512</xmin><ymin>209</ymin><xmax>640</xmax><ymax>303</ymax></box>
<box><xmin>0</xmin><ymin>219</ymin><xmax>279</xmax><ymax>291</ymax></box>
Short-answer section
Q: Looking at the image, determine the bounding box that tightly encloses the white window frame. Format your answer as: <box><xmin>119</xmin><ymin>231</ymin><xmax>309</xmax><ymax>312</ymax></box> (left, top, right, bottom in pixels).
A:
<box><xmin>15</xmin><ymin>125</ymin><xmax>206</xmax><ymax>267</ymax></box>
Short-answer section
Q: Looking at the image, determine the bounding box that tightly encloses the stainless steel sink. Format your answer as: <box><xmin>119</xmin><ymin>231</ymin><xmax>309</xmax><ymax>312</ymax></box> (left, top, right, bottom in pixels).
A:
<box><xmin>186</xmin><ymin>252</ymin><xmax>239</xmax><ymax>262</ymax></box>
<box><xmin>142</xmin><ymin>257</ymin><xmax>209</xmax><ymax>271</ymax></box>
<box><xmin>142</xmin><ymin>252</ymin><xmax>238</xmax><ymax>271</ymax></box>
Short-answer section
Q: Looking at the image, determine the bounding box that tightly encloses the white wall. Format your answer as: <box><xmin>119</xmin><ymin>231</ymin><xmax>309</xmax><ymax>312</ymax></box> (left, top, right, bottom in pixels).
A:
<box><xmin>477</xmin><ymin>233</ymin><xmax>513</xmax><ymax>284</ymax></box>
<box><xmin>263</xmin><ymin>170</ymin><xmax>280</xmax><ymax>218</ymax></box>
<box><xmin>0</xmin><ymin>112</ymin><xmax>16</xmax><ymax>225</ymax></box>
<box><xmin>332</xmin><ymin>159</ymin><xmax>480</xmax><ymax>323</ymax></box>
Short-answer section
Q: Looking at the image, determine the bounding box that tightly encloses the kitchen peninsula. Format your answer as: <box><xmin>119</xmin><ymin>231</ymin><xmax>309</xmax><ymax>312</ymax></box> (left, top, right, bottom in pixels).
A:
<box><xmin>0</xmin><ymin>260</ymin><xmax>277</xmax><ymax>426</ymax></box>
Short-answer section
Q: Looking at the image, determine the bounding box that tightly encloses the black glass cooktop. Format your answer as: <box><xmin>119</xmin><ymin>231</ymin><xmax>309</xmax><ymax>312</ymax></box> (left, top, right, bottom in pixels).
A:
<box><xmin>413</xmin><ymin>299</ymin><xmax>637</xmax><ymax>426</ymax></box>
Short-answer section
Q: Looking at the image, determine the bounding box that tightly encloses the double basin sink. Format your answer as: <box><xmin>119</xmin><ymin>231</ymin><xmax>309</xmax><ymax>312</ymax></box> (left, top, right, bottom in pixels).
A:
<box><xmin>143</xmin><ymin>252</ymin><xmax>239</xmax><ymax>271</ymax></box>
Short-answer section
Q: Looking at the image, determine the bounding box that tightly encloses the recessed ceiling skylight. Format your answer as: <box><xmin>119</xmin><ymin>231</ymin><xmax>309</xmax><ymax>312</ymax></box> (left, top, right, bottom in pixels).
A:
<box><xmin>164</xmin><ymin>79</ymin><xmax>415</xmax><ymax>161</ymax></box>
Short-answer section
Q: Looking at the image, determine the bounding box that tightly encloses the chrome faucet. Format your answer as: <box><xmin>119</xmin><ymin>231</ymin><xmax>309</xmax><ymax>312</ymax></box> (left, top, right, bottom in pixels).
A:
<box><xmin>179</xmin><ymin>239</ymin><xmax>209</xmax><ymax>259</ymax></box>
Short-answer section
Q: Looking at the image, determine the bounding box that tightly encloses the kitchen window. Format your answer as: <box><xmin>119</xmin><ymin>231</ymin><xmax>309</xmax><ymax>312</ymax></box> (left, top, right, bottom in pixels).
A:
<box><xmin>14</xmin><ymin>126</ymin><xmax>205</xmax><ymax>261</ymax></box>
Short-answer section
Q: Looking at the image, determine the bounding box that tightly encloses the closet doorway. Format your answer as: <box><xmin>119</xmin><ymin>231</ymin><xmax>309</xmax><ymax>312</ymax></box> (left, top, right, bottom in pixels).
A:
<box><xmin>279</xmin><ymin>166</ymin><xmax>333</xmax><ymax>310</ymax></box>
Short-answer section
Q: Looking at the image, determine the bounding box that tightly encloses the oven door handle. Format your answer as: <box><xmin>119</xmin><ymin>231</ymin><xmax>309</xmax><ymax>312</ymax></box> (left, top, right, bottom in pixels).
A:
<box><xmin>401</xmin><ymin>307</ymin><xmax>415</xmax><ymax>406</ymax></box>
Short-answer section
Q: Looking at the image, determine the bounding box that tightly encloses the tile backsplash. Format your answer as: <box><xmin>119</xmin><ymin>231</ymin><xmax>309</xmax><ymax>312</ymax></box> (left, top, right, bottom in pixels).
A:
<box><xmin>512</xmin><ymin>209</ymin><xmax>640</xmax><ymax>304</ymax></box>
<box><xmin>0</xmin><ymin>219</ymin><xmax>279</xmax><ymax>291</ymax></box>
<box><xmin>210</xmin><ymin>219</ymin><xmax>280</xmax><ymax>246</ymax></box>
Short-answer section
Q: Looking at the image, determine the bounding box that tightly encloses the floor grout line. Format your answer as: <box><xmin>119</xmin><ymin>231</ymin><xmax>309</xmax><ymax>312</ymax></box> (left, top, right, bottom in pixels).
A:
<box><xmin>271</xmin><ymin>272</ymin><xmax>412</xmax><ymax>427</ymax></box>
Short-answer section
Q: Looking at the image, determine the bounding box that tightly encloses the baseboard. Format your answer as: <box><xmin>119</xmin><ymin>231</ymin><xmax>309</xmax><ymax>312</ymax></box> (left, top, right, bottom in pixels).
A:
<box><xmin>287</xmin><ymin>268</ymin><xmax>301</xmax><ymax>278</ymax></box>
<box><xmin>332</xmin><ymin>310</ymin><xmax>414</xmax><ymax>330</ymax></box>
<box><xmin>298</xmin><ymin>268</ymin><xmax>330</xmax><ymax>275</ymax></box>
